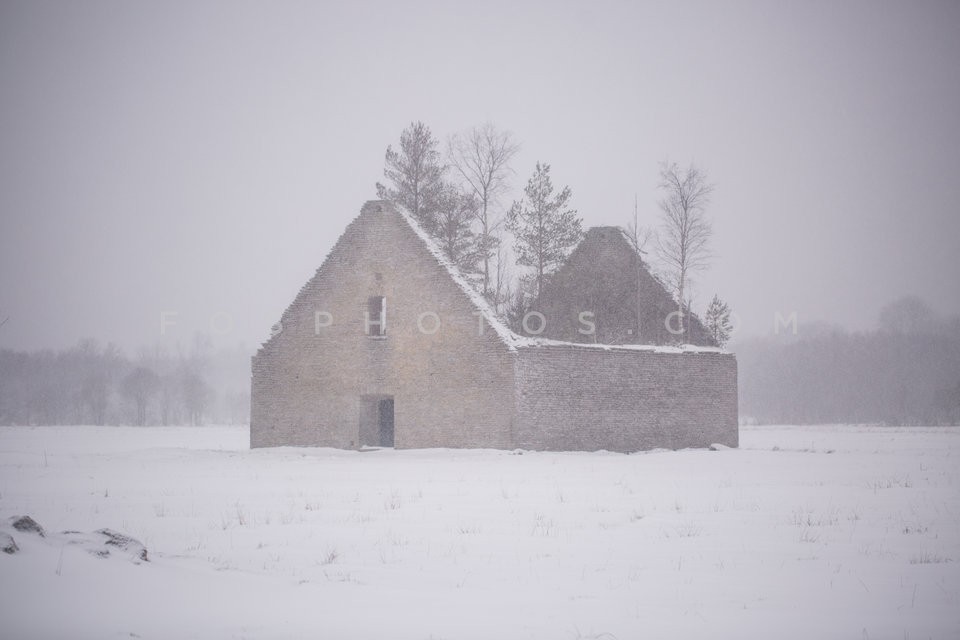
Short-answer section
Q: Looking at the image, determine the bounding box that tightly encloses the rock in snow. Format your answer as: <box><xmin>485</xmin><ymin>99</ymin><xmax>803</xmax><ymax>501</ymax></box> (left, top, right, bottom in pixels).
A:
<box><xmin>95</xmin><ymin>529</ymin><xmax>148</xmax><ymax>563</ymax></box>
<box><xmin>1</xmin><ymin>532</ymin><xmax>18</xmax><ymax>554</ymax></box>
<box><xmin>9</xmin><ymin>515</ymin><xmax>45</xmax><ymax>537</ymax></box>
<box><xmin>31</xmin><ymin>528</ymin><xmax>152</xmax><ymax>563</ymax></box>
<box><xmin>2</xmin><ymin>516</ymin><xmax>150</xmax><ymax>563</ymax></box>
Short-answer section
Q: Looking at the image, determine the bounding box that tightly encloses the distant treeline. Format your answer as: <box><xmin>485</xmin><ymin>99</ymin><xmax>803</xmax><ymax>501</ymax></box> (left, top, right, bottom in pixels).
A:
<box><xmin>3</xmin><ymin>296</ymin><xmax>957</xmax><ymax>428</ymax></box>
<box><xmin>738</xmin><ymin>296</ymin><xmax>960</xmax><ymax>426</ymax></box>
<box><xmin>0</xmin><ymin>337</ymin><xmax>250</xmax><ymax>426</ymax></box>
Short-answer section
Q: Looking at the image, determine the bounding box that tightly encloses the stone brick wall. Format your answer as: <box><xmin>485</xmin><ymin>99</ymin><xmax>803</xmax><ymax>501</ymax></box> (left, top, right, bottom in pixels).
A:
<box><xmin>535</xmin><ymin>226</ymin><xmax>716</xmax><ymax>346</ymax></box>
<box><xmin>252</xmin><ymin>200</ymin><xmax>739</xmax><ymax>453</ymax></box>
<box><xmin>251</xmin><ymin>201</ymin><xmax>517</xmax><ymax>449</ymax></box>
<box><xmin>513</xmin><ymin>345</ymin><xmax>738</xmax><ymax>452</ymax></box>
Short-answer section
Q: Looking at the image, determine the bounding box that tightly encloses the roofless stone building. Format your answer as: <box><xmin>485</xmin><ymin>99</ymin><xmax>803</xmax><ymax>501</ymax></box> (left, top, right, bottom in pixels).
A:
<box><xmin>534</xmin><ymin>226</ymin><xmax>716</xmax><ymax>346</ymax></box>
<box><xmin>250</xmin><ymin>200</ymin><xmax>737</xmax><ymax>451</ymax></box>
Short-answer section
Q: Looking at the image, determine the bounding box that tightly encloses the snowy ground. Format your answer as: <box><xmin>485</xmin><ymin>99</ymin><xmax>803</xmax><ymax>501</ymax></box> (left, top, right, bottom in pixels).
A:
<box><xmin>0</xmin><ymin>425</ymin><xmax>958</xmax><ymax>639</ymax></box>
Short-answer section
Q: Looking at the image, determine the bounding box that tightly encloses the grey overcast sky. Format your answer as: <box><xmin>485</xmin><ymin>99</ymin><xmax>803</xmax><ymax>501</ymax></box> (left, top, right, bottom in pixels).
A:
<box><xmin>1</xmin><ymin>0</ymin><xmax>958</xmax><ymax>353</ymax></box>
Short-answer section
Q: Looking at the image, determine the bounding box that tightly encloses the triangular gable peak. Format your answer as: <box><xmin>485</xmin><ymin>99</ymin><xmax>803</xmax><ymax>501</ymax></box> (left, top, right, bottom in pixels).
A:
<box><xmin>258</xmin><ymin>202</ymin><xmax>721</xmax><ymax>355</ymax></box>
<box><xmin>613</xmin><ymin>227</ymin><xmax>702</xmax><ymax>315</ymax></box>
<box><xmin>255</xmin><ymin>200</ymin><xmax>521</xmax><ymax>354</ymax></box>
<box><xmin>387</xmin><ymin>201</ymin><xmax>520</xmax><ymax>350</ymax></box>
<box><xmin>533</xmin><ymin>225</ymin><xmax>721</xmax><ymax>351</ymax></box>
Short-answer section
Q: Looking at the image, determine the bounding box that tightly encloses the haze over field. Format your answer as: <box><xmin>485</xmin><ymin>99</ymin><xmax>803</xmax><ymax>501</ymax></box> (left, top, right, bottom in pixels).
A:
<box><xmin>2</xmin><ymin>0</ymin><xmax>959</xmax><ymax>353</ymax></box>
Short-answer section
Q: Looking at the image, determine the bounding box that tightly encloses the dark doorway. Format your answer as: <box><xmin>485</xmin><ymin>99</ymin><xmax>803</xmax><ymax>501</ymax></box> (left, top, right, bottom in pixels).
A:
<box><xmin>359</xmin><ymin>395</ymin><xmax>395</xmax><ymax>448</ymax></box>
<box><xmin>378</xmin><ymin>398</ymin><xmax>394</xmax><ymax>447</ymax></box>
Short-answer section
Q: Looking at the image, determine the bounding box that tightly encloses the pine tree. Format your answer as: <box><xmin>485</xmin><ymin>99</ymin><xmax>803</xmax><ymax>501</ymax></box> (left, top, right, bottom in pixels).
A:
<box><xmin>704</xmin><ymin>294</ymin><xmax>733</xmax><ymax>347</ymax></box>
<box><xmin>504</xmin><ymin>278</ymin><xmax>535</xmax><ymax>334</ymax></box>
<box><xmin>376</xmin><ymin>121</ymin><xmax>445</xmax><ymax>232</ymax></box>
<box><xmin>506</xmin><ymin>163</ymin><xmax>583</xmax><ymax>299</ymax></box>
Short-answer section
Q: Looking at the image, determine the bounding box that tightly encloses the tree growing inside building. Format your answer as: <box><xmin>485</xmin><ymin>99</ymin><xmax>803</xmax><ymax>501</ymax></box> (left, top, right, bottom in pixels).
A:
<box><xmin>506</xmin><ymin>163</ymin><xmax>582</xmax><ymax>299</ymax></box>
<box><xmin>448</xmin><ymin>123</ymin><xmax>520</xmax><ymax>299</ymax></box>
<box><xmin>376</xmin><ymin>121</ymin><xmax>446</xmax><ymax>232</ymax></box>
<box><xmin>434</xmin><ymin>183</ymin><xmax>481</xmax><ymax>273</ymax></box>
<box><xmin>625</xmin><ymin>196</ymin><xmax>653</xmax><ymax>341</ymax></box>
<box><xmin>656</xmin><ymin>161</ymin><xmax>714</xmax><ymax>342</ymax></box>
<box><xmin>704</xmin><ymin>294</ymin><xmax>733</xmax><ymax>347</ymax></box>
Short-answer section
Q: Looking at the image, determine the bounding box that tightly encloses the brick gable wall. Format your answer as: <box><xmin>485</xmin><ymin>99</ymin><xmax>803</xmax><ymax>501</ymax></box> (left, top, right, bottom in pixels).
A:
<box><xmin>251</xmin><ymin>201</ymin><xmax>738</xmax><ymax>452</ymax></box>
<box><xmin>251</xmin><ymin>201</ymin><xmax>516</xmax><ymax>449</ymax></box>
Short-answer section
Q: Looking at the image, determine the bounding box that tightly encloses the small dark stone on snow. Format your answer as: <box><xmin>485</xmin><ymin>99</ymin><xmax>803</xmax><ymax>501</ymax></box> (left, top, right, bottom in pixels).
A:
<box><xmin>1</xmin><ymin>532</ymin><xmax>18</xmax><ymax>554</ymax></box>
<box><xmin>96</xmin><ymin>528</ymin><xmax>148</xmax><ymax>562</ymax></box>
<box><xmin>10</xmin><ymin>515</ymin><xmax>45</xmax><ymax>537</ymax></box>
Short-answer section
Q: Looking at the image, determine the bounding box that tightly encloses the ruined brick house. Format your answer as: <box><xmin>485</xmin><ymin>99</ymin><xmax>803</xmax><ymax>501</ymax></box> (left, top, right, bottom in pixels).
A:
<box><xmin>533</xmin><ymin>226</ymin><xmax>715</xmax><ymax>346</ymax></box>
<box><xmin>250</xmin><ymin>200</ymin><xmax>737</xmax><ymax>452</ymax></box>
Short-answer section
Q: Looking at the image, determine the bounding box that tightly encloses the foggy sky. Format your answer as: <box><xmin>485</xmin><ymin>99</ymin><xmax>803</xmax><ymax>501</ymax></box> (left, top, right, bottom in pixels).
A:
<box><xmin>1</xmin><ymin>0</ymin><xmax>958</xmax><ymax>354</ymax></box>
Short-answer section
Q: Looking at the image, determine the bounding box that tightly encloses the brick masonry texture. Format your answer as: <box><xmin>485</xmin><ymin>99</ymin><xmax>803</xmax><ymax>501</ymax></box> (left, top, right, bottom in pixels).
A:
<box><xmin>250</xmin><ymin>201</ymin><xmax>738</xmax><ymax>452</ymax></box>
<box><xmin>251</xmin><ymin>201</ymin><xmax>517</xmax><ymax>449</ymax></box>
<box><xmin>535</xmin><ymin>226</ymin><xmax>716</xmax><ymax>346</ymax></box>
<box><xmin>513</xmin><ymin>346</ymin><xmax>738</xmax><ymax>451</ymax></box>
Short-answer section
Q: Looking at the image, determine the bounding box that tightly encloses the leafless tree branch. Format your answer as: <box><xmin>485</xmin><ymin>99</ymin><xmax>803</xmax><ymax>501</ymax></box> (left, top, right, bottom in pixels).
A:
<box><xmin>655</xmin><ymin>161</ymin><xmax>714</xmax><ymax>343</ymax></box>
<box><xmin>447</xmin><ymin>123</ymin><xmax>520</xmax><ymax>299</ymax></box>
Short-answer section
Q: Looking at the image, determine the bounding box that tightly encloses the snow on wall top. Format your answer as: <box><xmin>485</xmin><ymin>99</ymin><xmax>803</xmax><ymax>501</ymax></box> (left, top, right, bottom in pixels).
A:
<box><xmin>388</xmin><ymin>201</ymin><xmax>519</xmax><ymax>349</ymax></box>
<box><xmin>388</xmin><ymin>201</ymin><xmax>727</xmax><ymax>356</ymax></box>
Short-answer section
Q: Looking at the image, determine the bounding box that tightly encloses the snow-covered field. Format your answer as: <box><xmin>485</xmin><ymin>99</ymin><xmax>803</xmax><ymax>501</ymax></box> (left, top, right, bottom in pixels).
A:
<box><xmin>1</xmin><ymin>425</ymin><xmax>958</xmax><ymax>639</ymax></box>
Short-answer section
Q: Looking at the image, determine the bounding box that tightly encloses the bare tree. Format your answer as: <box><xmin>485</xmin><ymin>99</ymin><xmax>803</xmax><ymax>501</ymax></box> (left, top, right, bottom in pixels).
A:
<box><xmin>121</xmin><ymin>366</ymin><xmax>159</xmax><ymax>426</ymax></box>
<box><xmin>507</xmin><ymin>162</ymin><xmax>583</xmax><ymax>299</ymax></box>
<box><xmin>624</xmin><ymin>195</ymin><xmax>653</xmax><ymax>342</ymax></box>
<box><xmin>656</xmin><ymin>161</ymin><xmax>714</xmax><ymax>343</ymax></box>
<box><xmin>158</xmin><ymin>373</ymin><xmax>180</xmax><ymax>426</ymax></box>
<box><xmin>491</xmin><ymin>228</ymin><xmax>512</xmax><ymax>313</ymax></box>
<box><xmin>181</xmin><ymin>369</ymin><xmax>210</xmax><ymax>426</ymax></box>
<box><xmin>77</xmin><ymin>339</ymin><xmax>121</xmax><ymax>425</ymax></box>
<box><xmin>878</xmin><ymin>295</ymin><xmax>935</xmax><ymax>334</ymax></box>
<box><xmin>376</xmin><ymin>121</ymin><xmax>445</xmax><ymax>231</ymax></box>
<box><xmin>448</xmin><ymin>123</ymin><xmax>520</xmax><ymax>299</ymax></box>
<box><xmin>434</xmin><ymin>183</ymin><xmax>481</xmax><ymax>273</ymax></box>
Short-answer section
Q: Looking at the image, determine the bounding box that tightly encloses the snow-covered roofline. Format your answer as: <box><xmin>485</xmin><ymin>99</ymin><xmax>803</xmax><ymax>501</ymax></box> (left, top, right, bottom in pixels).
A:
<box><xmin>514</xmin><ymin>339</ymin><xmax>725</xmax><ymax>354</ymax></box>
<box><xmin>388</xmin><ymin>201</ymin><xmax>729</xmax><ymax>356</ymax></box>
<box><xmin>389</xmin><ymin>201</ymin><xmax>520</xmax><ymax>349</ymax></box>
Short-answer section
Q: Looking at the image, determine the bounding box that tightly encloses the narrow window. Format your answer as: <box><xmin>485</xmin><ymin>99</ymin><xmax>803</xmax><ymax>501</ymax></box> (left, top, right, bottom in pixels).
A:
<box><xmin>366</xmin><ymin>296</ymin><xmax>386</xmax><ymax>336</ymax></box>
